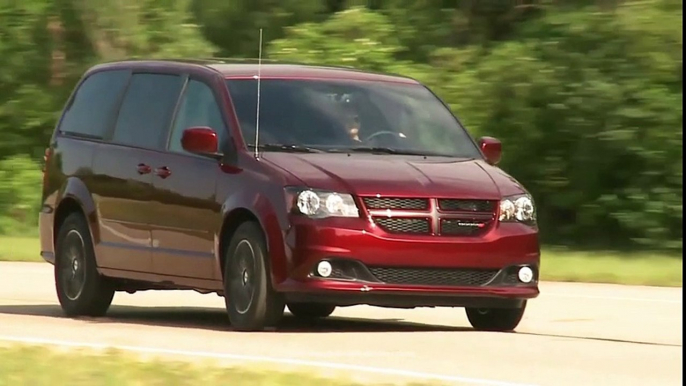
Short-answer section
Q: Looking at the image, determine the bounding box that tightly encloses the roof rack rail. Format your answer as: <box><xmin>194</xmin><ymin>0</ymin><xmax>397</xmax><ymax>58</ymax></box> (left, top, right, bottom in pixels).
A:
<box><xmin>92</xmin><ymin>57</ymin><xmax>418</xmax><ymax>83</ymax></box>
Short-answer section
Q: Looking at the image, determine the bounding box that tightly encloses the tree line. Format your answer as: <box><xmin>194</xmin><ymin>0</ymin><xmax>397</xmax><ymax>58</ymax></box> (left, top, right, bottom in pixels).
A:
<box><xmin>0</xmin><ymin>0</ymin><xmax>682</xmax><ymax>252</ymax></box>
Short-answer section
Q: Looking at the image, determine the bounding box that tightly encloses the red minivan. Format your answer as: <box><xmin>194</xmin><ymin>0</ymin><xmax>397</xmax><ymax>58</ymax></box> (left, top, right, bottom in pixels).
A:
<box><xmin>39</xmin><ymin>59</ymin><xmax>540</xmax><ymax>332</ymax></box>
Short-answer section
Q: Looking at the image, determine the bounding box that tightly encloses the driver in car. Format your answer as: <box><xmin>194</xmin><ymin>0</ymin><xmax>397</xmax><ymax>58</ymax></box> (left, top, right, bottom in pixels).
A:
<box><xmin>347</xmin><ymin>115</ymin><xmax>361</xmax><ymax>142</ymax></box>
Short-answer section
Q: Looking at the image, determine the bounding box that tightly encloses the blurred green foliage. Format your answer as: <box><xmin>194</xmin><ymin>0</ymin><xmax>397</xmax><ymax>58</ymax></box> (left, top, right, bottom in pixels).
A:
<box><xmin>0</xmin><ymin>0</ymin><xmax>682</xmax><ymax>252</ymax></box>
<box><xmin>0</xmin><ymin>156</ymin><xmax>42</xmax><ymax>234</ymax></box>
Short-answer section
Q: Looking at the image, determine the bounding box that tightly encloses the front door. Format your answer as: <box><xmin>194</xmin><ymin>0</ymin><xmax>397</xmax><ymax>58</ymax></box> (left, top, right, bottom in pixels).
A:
<box><xmin>149</xmin><ymin>77</ymin><xmax>227</xmax><ymax>279</ymax></box>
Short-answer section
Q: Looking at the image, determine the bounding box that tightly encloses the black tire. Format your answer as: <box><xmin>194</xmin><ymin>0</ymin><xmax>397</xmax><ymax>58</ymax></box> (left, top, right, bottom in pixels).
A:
<box><xmin>465</xmin><ymin>301</ymin><xmax>527</xmax><ymax>332</ymax></box>
<box><xmin>54</xmin><ymin>212</ymin><xmax>115</xmax><ymax>317</ymax></box>
<box><xmin>223</xmin><ymin>221</ymin><xmax>285</xmax><ymax>331</ymax></box>
<box><xmin>287</xmin><ymin>303</ymin><xmax>336</xmax><ymax>320</ymax></box>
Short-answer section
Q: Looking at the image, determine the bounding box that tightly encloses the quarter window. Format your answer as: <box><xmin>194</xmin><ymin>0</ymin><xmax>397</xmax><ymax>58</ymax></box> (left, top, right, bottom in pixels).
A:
<box><xmin>59</xmin><ymin>70</ymin><xmax>130</xmax><ymax>138</ymax></box>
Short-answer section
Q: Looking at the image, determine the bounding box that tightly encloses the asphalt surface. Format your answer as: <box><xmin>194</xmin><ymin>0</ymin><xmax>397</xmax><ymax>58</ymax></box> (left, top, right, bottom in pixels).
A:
<box><xmin>0</xmin><ymin>261</ymin><xmax>682</xmax><ymax>386</ymax></box>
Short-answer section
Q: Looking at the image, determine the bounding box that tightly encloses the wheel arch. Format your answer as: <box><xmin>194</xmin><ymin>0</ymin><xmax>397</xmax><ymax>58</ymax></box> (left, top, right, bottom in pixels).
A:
<box><xmin>53</xmin><ymin>177</ymin><xmax>100</xmax><ymax>255</ymax></box>
<box><xmin>218</xmin><ymin>193</ymin><xmax>290</xmax><ymax>287</ymax></box>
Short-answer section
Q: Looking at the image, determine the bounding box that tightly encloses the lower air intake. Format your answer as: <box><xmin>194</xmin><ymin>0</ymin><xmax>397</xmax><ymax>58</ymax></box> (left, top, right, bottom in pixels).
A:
<box><xmin>368</xmin><ymin>267</ymin><xmax>499</xmax><ymax>287</ymax></box>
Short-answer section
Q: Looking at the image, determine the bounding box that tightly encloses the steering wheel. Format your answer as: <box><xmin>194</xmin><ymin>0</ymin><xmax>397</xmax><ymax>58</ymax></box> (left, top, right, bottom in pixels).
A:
<box><xmin>364</xmin><ymin>131</ymin><xmax>399</xmax><ymax>143</ymax></box>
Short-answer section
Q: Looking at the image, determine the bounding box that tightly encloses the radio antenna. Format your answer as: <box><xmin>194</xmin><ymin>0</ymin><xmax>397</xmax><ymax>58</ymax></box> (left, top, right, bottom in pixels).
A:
<box><xmin>253</xmin><ymin>28</ymin><xmax>263</xmax><ymax>159</ymax></box>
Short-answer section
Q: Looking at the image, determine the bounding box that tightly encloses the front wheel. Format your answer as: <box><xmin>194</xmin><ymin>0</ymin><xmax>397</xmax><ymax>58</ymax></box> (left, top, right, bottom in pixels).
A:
<box><xmin>465</xmin><ymin>301</ymin><xmax>527</xmax><ymax>332</ymax></box>
<box><xmin>224</xmin><ymin>221</ymin><xmax>285</xmax><ymax>331</ymax></box>
<box><xmin>287</xmin><ymin>303</ymin><xmax>336</xmax><ymax>320</ymax></box>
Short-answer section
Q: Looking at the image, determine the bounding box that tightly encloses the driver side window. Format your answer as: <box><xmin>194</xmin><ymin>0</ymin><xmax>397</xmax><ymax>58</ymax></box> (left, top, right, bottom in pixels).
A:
<box><xmin>169</xmin><ymin>79</ymin><xmax>226</xmax><ymax>154</ymax></box>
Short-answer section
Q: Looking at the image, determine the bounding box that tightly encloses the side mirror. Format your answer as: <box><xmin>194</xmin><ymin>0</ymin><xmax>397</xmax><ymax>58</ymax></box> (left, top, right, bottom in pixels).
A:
<box><xmin>478</xmin><ymin>136</ymin><xmax>502</xmax><ymax>165</ymax></box>
<box><xmin>181</xmin><ymin>127</ymin><xmax>221</xmax><ymax>158</ymax></box>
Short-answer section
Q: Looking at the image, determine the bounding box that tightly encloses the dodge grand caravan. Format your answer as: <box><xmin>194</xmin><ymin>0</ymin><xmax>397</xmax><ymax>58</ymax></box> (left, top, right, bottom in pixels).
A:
<box><xmin>39</xmin><ymin>59</ymin><xmax>540</xmax><ymax>332</ymax></box>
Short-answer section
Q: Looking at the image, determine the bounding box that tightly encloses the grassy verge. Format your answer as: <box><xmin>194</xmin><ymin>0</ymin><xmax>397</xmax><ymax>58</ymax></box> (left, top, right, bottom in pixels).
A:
<box><xmin>0</xmin><ymin>236</ymin><xmax>681</xmax><ymax>286</ymax></box>
<box><xmin>0</xmin><ymin>236</ymin><xmax>41</xmax><ymax>262</ymax></box>
<box><xmin>540</xmin><ymin>248</ymin><xmax>682</xmax><ymax>287</ymax></box>
<box><xmin>0</xmin><ymin>345</ymin><xmax>435</xmax><ymax>386</ymax></box>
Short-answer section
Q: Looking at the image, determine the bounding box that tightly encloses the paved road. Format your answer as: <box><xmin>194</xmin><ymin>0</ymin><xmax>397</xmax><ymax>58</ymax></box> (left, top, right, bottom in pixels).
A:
<box><xmin>0</xmin><ymin>262</ymin><xmax>682</xmax><ymax>386</ymax></box>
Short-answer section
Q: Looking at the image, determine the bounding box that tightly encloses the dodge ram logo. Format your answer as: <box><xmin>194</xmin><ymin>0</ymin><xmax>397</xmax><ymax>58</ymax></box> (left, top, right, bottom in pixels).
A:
<box><xmin>457</xmin><ymin>222</ymin><xmax>486</xmax><ymax>228</ymax></box>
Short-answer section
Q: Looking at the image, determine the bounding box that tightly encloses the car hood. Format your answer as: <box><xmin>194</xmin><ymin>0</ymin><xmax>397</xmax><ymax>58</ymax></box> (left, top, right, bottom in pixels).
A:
<box><xmin>261</xmin><ymin>153</ymin><xmax>525</xmax><ymax>199</ymax></box>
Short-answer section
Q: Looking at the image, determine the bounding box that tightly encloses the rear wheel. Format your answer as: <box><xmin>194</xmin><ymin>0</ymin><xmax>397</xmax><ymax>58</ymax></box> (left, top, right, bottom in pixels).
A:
<box><xmin>465</xmin><ymin>301</ymin><xmax>527</xmax><ymax>332</ymax></box>
<box><xmin>224</xmin><ymin>221</ymin><xmax>285</xmax><ymax>331</ymax></box>
<box><xmin>287</xmin><ymin>303</ymin><xmax>336</xmax><ymax>320</ymax></box>
<box><xmin>54</xmin><ymin>212</ymin><xmax>115</xmax><ymax>317</ymax></box>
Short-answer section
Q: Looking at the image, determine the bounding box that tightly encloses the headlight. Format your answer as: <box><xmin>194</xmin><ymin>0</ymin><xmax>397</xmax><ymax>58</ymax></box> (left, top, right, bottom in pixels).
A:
<box><xmin>289</xmin><ymin>188</ymin><xmax>359</xmax><ymax>218</ymax></box>
<box><xmin>499</xmin><ymin>194</ymin><xmax>536</xmax><ymax>224</ymax></box>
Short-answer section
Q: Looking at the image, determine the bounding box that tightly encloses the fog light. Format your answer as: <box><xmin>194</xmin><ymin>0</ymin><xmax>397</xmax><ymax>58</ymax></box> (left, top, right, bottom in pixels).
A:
<box><xmin>317</xmin><ymin>261</ymin><xmax>333</xmax><ymax>277</ymax></box>
<box><xmin>518</xmin><ymin>266</ymin><xmax>534</xmax><ymax>283</ymax></box>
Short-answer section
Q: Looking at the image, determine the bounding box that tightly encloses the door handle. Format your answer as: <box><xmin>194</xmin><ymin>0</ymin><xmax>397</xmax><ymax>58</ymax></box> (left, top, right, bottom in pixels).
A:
<box><xmin>155</xmin><ymin>166</ymin><xmax>172</xmax><ymax>179</ymax></box>
<box><xmin>137</xmin><ymin>163</ymin><xmax>152</xmax><ymax>175</ymax></box>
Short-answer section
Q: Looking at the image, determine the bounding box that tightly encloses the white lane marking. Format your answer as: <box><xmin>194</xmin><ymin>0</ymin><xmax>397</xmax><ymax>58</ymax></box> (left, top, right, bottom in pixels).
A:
<box><xmin>0</xmin><ymin>335</ymin><xmax>538</xmax><ymax>386</ymax></box>
<box><xmin>545</xmin><ymin>293</ymin><xmax>682</xmax><ymax>304</ymax></box>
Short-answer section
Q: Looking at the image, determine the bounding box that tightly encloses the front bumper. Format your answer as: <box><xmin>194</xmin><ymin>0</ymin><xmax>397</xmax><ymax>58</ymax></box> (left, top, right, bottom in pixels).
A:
<box><xmin>276</xmin><ymin>216</ymin><xmax>540</xmax><ymax>308</ymax></box>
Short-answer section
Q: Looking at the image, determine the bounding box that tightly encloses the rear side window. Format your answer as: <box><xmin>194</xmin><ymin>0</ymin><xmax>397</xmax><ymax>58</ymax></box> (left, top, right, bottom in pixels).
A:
<box><xmin>59</xmin><ymin>70</ymin><xmax>130</xmax><ymax>138</ymax></box>
<box><xmin>112</xmin><ymin>73</ymin><xmax>184</xmax><ymax>150</ymax></box>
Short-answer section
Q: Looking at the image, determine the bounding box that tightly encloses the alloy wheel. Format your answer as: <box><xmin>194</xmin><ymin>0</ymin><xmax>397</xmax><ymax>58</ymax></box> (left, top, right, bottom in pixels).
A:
<box><xmin>58</xmin><ymin>230</ymin><xmax>88</xmax><ymax>301</ymax></box>
<box><xmin>229</xmin><ymin>239</ymin><xmax>257</xmax><ymax>314</ymax></box>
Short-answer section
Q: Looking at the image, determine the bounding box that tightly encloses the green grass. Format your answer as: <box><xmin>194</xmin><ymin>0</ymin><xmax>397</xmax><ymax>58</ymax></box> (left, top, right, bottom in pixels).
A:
<box><xmin>540</xmin><ymin>248</ymin><xmax>682</xmax><ymax>287</ymax></box>
<box><xmin>0</xmin><ymin>236</ymin><xmax>681</xmax><ymax>286</ymax></box>
<box><xmin>0</xmin><ymin>236</ymin><xmax>41</xmax><ymax>262</ymax></box>
<box><xmin>0</xmin><ymin>345</ymin><xmax>437</xmax><ymax>386</ymax></box>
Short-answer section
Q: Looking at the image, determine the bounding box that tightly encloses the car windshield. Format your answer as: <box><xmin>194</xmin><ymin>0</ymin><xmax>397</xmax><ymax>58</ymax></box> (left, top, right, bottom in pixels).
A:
<box><xmin>225</xmin><ymin>78</ymin><xmax>482</xmax><ymax>158</ymax></box>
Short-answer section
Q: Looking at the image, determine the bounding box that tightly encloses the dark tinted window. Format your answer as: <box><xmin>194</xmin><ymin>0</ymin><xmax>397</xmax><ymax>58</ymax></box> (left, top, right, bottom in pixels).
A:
<box><xmin>59</xmin><ymin>70</ymin><xmax>130</xmax><ymax>138</ymax></box>
<box><xmin>112</xmin><ymin>73</ymin><xmax>184</xmax><ymax>149</ymax></box>
<box><xmin>168</xmin><ymin>80</ymin><xmax>226</xmax><ymax>154</ymax></box>
<box><xmin>225</xmin><ymin>79</ymin><xmax>481</xmax><ymax>158</ymax></box>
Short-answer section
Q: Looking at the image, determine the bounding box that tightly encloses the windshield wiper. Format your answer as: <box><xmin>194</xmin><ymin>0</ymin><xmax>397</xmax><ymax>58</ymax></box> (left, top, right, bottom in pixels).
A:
<box><xmin>251</xmin><ymin>143</ymin><xmax>324</xmax><ymax>153</ymax></box>
<box><xmin>344</xmin><ymin>146</ymin><xmax>433</xmax><ymax>156</ymax></box>
<box><xmin>342</xmin><ymin>146</ymin><xmax>466</xmax><ymax>158</ymax></box>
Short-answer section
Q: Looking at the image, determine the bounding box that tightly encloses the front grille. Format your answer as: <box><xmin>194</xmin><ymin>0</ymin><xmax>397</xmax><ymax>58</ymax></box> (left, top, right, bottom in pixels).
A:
<box><xmin>363</xmin><ymin>197</ymin><xmax>429</xmax><ymax>211</ymax></box>
<box><xmin>364</xmin><ymin>197</ymin><xmax>497</xmax><ymax>236</ymax></box>
<box><xmin>373</xmin><ymin>218</ymin><xmax>430</xmax><ymax>234</ymax></box>
<box><xmin>441</xmin><ymin>219</ymin><xmax>489</xmax><ymax>236</ymax></box>
<box><xmin>438</xmin><ymin>199</ymin><xmax>496</xmax><ymax>212</ymax></box>
<box><xmin>369</xmin><ymin>267</ymin><xmax>499</xmax><ymax>287</ymax></box>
